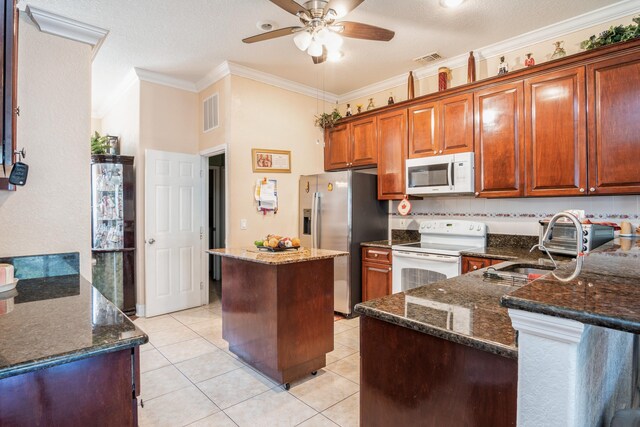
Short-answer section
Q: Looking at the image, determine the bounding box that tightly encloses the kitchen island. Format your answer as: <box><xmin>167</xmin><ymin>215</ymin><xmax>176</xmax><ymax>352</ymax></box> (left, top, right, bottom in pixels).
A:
<box><xmin>356</xmin><ymin>237</ymin><xmax>638</xmax><ymax>427</ymax></box>
<box><xmin>208</xmin><ymin>247</ymin><xmax>348</xmax><ymax>388</ymax></box>
<box><xmin>0</xmin><ymin>253</ymin><xmax>148</xmax><ymax>426</ymax></box>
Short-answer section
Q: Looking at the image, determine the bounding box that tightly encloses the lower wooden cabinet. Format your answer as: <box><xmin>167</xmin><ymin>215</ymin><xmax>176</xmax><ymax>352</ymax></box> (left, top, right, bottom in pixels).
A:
<box><xmin>461</xmin><ymin>256</ymin><xmax>503</xmax><ymax>274</ymax></box>
<box><xmin>362</xmin><ymin>247</ymin><xmax>392</xmax><ymax>301</ymax></box>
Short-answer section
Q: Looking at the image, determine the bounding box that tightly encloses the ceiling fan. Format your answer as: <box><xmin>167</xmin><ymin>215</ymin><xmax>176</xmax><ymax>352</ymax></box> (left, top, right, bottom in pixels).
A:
<box><xmin>242</xmin><ymin>0</ymin><xmax>395</xmax><ymax>64</ymax></box>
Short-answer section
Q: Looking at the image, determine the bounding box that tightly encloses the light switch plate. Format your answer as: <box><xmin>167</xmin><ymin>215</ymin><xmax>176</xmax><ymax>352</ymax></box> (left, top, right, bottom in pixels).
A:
<box><xmin>240</xmin><ymin>219</ymin><xmax>247</xmax><ymax>230</ymax></box>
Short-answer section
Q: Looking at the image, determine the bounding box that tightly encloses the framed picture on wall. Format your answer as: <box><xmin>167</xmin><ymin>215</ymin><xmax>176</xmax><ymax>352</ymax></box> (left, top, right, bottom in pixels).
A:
<box><xmin>251</xmin><ymin>149</ymin><xmax>291</xmax><ymax>173</ymax></box>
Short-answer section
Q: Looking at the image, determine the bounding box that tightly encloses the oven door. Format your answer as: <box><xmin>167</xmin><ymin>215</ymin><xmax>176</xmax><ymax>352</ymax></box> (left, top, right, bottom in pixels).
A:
<box><xmin>392</xmin><ymin>250</ymin><xmax>461</xmax><ymax>294</ymax></box>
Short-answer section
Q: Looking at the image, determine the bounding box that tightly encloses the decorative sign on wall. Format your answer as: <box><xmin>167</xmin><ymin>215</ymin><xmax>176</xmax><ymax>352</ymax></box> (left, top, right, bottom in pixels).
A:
<box><xmin>252</xmin><ymin>149</ymin><xmax>291</xmax><ymax>173</ymax></box>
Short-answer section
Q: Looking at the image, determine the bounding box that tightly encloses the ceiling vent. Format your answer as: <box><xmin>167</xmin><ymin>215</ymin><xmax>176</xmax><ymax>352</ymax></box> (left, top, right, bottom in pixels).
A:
<box><xmin>203</xmin><ymin>93</ymin><xmax>219</xmax><ymax>132</ymax></box>
<box><xmin>413</xmin><ymin>52</ymin><xmax>443</xmax><ymax>63</ymax></box>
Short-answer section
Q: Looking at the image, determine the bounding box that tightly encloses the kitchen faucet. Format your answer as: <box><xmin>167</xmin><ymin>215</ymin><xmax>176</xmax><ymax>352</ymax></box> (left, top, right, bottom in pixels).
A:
<box><xmin>530</xmin><ymin>211</ymin><xmax>585</xmax><ymax>282</ymax></box>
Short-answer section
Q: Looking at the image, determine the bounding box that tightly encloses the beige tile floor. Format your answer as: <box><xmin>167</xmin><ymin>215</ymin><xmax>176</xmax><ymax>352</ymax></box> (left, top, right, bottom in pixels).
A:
<box><xmin>134</xmin><ymin>298</ymin><xmax>361</xmax><ymax>427</ymax></box>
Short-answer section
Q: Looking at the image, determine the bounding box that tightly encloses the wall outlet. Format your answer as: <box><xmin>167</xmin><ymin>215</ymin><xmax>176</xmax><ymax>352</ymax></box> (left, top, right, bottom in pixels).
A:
<box><xmin>240</xmin><ymin>219</ymin><xmax>247</xmax><ymax>230</ymax></box>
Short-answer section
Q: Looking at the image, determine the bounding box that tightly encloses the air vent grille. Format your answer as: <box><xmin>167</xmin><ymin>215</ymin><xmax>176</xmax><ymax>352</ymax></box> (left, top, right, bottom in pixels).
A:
<box><xmin>413</xmin><ymin>52</ymin><xmax>443</xmax><ymax>63</ymax></box>
<box><xmin>203</xmin><ymin>93</ymin><xmax>219</xmax><ymax>132</ymax></box>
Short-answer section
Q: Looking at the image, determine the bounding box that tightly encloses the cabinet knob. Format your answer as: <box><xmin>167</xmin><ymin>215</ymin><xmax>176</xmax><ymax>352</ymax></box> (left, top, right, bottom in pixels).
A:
<box><xmin>472</xmin><ymin>265</ymin><xmax>478</xmax><ymax>270</ymax></box>
<box><xmin>474</xmin><ymin>192</ymin><xmax>479</xmax><ymax>196</ymax></box>
<box><xmin>373</xmin><ymin>253</ymin><xmax>378</xmax><ymax>257</ymax></box>
<box><xmin>388</xmin><ymin>267</ymin><xmax>392</xmax><ymax>271</ymax></box>
<box><xmin>433</xmin><ymin>150</ymin><xmax>437</xmax><ymax>154</ymax></box>
<box><xmin>589</xmin><ymin>187</ymin><xmax>595</xmax><ymax>192</ymax></box>
<box><xmin>439</xmin><ymin>150</ymin><xmax>443</xmax><ymax>154</ymax></box>
<box><xmin>579</xmin><ymin>188</ymin><xmax>585</xmax><ymax>193</ymax></box>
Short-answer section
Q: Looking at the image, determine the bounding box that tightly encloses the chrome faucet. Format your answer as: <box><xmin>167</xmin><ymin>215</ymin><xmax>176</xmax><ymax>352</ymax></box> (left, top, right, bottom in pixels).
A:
<box><xmin>530</xmin><ymin>211</ymin><xmax>585</xmax><ymax>282</ymax></box>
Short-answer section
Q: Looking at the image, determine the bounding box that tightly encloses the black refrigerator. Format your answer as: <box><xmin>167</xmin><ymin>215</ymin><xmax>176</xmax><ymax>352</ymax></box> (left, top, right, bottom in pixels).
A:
<box><xmin>91</xmin><ymin>155</ymin><xmax>136</xmax><ymax>315</ymax></box>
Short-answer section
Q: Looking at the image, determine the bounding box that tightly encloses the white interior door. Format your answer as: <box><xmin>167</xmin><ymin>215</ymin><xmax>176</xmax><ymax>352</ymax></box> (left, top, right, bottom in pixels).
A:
<box><xmin>145</xmin><ymin>149</ymin><xmax>202</xmax><ymax>317</ymax></box>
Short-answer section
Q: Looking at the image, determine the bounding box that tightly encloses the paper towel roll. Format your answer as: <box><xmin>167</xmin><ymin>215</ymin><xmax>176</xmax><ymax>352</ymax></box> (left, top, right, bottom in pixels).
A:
<box><xmin>0</xmin><ymin>264</ymin><xmax>14</xmax><ymax>286</ymax></box>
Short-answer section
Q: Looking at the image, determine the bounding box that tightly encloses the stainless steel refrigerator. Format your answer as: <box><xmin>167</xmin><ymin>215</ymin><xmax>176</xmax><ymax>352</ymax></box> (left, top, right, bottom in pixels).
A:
<box><xmin>299</xmin><ymin>171</ymin><xmax>388</xmax><ymax>316</ymax></box>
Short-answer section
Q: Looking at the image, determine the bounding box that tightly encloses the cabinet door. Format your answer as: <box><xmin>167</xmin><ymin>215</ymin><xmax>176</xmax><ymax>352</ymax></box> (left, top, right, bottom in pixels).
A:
<box><xmin>525</xmin><ymin>67</ymin><xmax>587</xmax><ymax>196</ymax></box>
<box><xmin>377</xmin><ymin>109</ymin><xmax>408</xmax><ymax>200</ymax></box>
<box><xmin>362</xmin><ymin>261</ymin><xmax>392</xmax><ymax>302</ymax></box>
<box><xmin>461</xmin><ymin>256</ymin><xmax>491</xmax><ymax>274</ymax></box>
<box><xmin>587</xmin><ymin>51</ymin><xmax>640</xmax><ymax>195</ymax></box>
<box><xmin>474</xmin><ymin>82</ymin><xmax>525</xmax><ymax>198</ymax></box>
<box><xmin>408</xmin><ymin>101</ymin><xmax>439</xmax><ymax>158</ymax></box>
<box><xmin>324</xmin><ymin>123</ymin><xmax>350</xmax><ymax>170</ymax></box>
<box><xmin>440</xmin><ymin>93</ymin><xmax>474</xmax><ymax>154</ymax></box>
<box><xmin>351</xmin><ymin>116</ymin><xmax>378</xmax><ymax>167</ymax></box>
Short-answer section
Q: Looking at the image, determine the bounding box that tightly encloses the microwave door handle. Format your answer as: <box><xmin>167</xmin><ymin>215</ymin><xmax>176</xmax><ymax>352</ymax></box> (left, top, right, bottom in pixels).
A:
<box><xmin>448</xmin><ymin>161</ymin><xmax>454</xmax><ymax>189</ymax></box>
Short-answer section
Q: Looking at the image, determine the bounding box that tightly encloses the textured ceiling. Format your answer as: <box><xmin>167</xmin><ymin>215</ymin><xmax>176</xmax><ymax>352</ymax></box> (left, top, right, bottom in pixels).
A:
<box><xmin>21</xmin><ymin>0</ymin><xmax>625</xmax><ymax>113</ymax></box>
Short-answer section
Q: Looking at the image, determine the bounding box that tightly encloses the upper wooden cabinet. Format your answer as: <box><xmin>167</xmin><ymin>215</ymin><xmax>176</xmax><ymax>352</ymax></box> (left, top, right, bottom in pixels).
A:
<box><xmin>408</xmin><ymin>93</ymin><xmax>473</xmax><ymax>158</ymax></box>
<box><xmin>524</xmin><ymin>67</ymin><xmax>587</xmax><ymax>196</ymax></box>
<box><xmin>474</xmin><ymin>82</ymin><xmax>525</xmax><ymax>198</ymax></box>
<box><xmin>324</xmin><ymin>116</ymin><xmax>377</xmax><ymax>171</ymax></box>
<box><xmin>587</xmin><ymin>51</ymin><xmax>640</xmax><ymax>195</ymax></box>
<box><xmin>377</xmin><ymin>109</ymin><xmax>407</xmax><ymax>200</ymax></box>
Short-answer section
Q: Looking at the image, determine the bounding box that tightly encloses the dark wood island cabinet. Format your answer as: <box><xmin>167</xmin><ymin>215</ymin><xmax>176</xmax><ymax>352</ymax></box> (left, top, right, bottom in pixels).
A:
<box><xmin>208</xmin><ymin>247</ymin><xmax>348</xmax><ymax>387</ymax></box>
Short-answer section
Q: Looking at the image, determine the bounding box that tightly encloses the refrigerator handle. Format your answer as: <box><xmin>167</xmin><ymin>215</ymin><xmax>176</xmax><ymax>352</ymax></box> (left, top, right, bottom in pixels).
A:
<box><xmin>311</xmin><ymin>192</ymin><xmax>320</xmax><ymax>249</ymax></box>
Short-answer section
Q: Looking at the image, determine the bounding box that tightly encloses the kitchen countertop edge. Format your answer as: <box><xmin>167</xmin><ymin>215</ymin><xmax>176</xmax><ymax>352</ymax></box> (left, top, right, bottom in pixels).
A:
<box><xmin>354</xmin><ymin>304</ymin><xmax>518</xmax><ymax>359</ymax></box>
<box><xmin>207</xmin><ymin>248</ymin><xmax>348</xmax><ymax>265</ymax></box>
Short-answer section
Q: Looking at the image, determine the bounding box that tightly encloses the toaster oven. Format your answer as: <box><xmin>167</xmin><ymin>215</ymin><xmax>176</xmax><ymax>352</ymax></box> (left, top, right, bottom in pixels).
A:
<box><xmin>538</xmin><ymin>220</ymin><xmax>614</xmax><ymax>256</ymax></box>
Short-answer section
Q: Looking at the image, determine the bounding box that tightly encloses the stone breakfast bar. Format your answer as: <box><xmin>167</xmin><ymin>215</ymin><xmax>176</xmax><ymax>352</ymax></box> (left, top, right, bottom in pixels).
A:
<box><xmin>208</xmin><ymin>247</ymin><xmax>348</xmax><ymax>388</ymax></box>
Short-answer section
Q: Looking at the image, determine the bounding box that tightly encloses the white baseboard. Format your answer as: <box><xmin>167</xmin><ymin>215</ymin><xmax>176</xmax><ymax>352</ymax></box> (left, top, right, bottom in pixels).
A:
<box><xmin>136</xmin><ymin>304</ymin><xmax>145</xmax><ymax>318</ymax></box>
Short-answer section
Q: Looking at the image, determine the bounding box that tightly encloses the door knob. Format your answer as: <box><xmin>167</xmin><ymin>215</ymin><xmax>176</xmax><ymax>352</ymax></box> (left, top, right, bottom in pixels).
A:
<box><xmin>148</xmin><ymin>238</ymin><xmax>155</xmax><ymax>244</ymax></box>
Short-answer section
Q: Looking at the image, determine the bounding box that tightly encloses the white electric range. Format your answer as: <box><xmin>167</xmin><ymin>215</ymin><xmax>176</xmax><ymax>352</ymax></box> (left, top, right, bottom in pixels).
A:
<box><xmin>391</xmin><ymin>220</ymin><xmax>487</xmax><ymax>294</ymax></box>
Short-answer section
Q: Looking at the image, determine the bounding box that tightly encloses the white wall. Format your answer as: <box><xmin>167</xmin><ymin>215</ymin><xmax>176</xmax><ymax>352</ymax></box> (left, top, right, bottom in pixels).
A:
<box><xmin>0</xmin><ymin>16</ymin><xmax>92</xmax><ymax>278</ymax></box>
<box><xmin>390</xmin><ymin>195</ymin><xmax>640</xmax><ymax>235</ymax></box>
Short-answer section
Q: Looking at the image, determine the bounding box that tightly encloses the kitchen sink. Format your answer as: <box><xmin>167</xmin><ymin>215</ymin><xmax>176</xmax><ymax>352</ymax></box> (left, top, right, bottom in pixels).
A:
<box><xmin>483</xmin><ymin>263</ymin><xmax>555</xmax><ymax>285</ymax></box>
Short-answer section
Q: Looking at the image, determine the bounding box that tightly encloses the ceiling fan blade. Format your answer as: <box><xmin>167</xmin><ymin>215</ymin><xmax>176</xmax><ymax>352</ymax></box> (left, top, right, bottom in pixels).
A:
<box><xmin>269</xmin><ymin>0</ymin><xmax>307</xmax><ymax>16</ymax></box>
<box><xmin>324</xmin><ymin>0</ymin><xmax>364</xmax><ymax>17</ymax></box>
<box><xmin>336</xmin><ymin>21</ymin><xmax>395</xmax><ymax>41</ymax></box>
<box><xmin>242</xmin><ymin>26</ymin><xmax>302</xmax><ymax>43</ymax></box>
<box><xmin>312</xmin><ymin>46</ymin><xmax>328</xmax><ymax>64</ymax></box>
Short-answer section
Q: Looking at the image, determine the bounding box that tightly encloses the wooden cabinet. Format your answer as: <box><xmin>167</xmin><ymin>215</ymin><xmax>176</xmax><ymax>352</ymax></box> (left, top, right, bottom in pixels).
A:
<box><xmin>324</xmin><ymin>116</ymin><xmax>377</xmax><ymax>171</ymax></box>
<box><xmin>408</xmin><ymin>93</ymin><xmax>473</xmax><ymax>158</ymax></box>
<box><xmin>524</xmin><ymin>67</ymin><xmax>587</xmax><ymax>196</ymax></box>
<box><xmin>461</xmin><ymin>256</ymin><xmax>503</xmax><ymax>274</ymax></box>
<box><xmin>377</xmin><ymin>109</ymin><xmax>408</xmax><ymax>200</ymax></box>
<box><xmin>362</xmin><ymin>247</ymin><xmax>392</xmax><ymax>302</ymax></box>
<box><xmin>474</xmin><ymin>82</ymin><xmax>525</xmax><ymax>198</ymax></box>
<box><xmin>587</xmin><ymin>51</ymin><xmax>640</xmax><ymax>195</ymax></box>
<box><xmin>0</xmin><ymin>0</ymin><xmax>18</xmax><ymax>191</ymax></box>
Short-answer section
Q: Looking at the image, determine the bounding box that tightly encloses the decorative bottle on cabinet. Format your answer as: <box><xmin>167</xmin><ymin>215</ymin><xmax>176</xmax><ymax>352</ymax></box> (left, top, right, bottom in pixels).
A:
<box><xmin>91</xmin><ymin>155</ymin><xmax>136</xmax><ymax>315</ymax></box>
<box><xmin>407</xmin><ymin>71</ymin><xmax>415</xmax><ymax>99</ymax></box>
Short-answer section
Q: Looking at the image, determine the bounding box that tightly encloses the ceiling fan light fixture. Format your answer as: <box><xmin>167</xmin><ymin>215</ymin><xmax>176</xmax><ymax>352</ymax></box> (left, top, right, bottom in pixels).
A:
<box><xmin>307</xmin><ymin>40</ymin><xmax>323</xmax><ymax>57</ymax></box>
<box><xmin>293</xmin><ymin>31</ymin><xmax>312</xmax><ymax>51</ymax></box>
<box><xmin>324</xmin><ymin>31</ymin><xmax>343</xmax><ymax>51</ymax></box>
<box><xmin>440</xmin><ymin>0</ymin><xmax>465</xmax><ymax>8</ymax></box>
<box><xmin>315</xmin><ymin>28</ymin><xmax>330</xmax><ymax>44</ymax></box>
<box><xmin>327</xmin><ymin>50</ymin><xmax>344</xmax><ymax>62</ymax></box>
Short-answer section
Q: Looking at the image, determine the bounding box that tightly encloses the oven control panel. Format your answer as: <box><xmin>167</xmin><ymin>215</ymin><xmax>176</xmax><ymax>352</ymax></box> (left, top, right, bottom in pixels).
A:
<box><xmin>419</xmin><ymin>220</ymin><xmax>487</xmax><ymax>237</ymax></box>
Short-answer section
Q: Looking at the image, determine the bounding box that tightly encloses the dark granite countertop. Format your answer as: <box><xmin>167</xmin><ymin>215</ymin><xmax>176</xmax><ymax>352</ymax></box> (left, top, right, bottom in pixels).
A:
<box><xmin>0</xmin><ymin>274</ymin><xmax>148</xmax><ymax>379</ymax></box>
<box><xmin>361</xmin><ymin>239</ymin><xmax>417</xmax><ymax>248</ymax></box>
<box><xmin>356</xmin><ymin>269</ymin><xmax>519</xmax><ymax>359</ymax></box>
<box><xmin>501</xmin><ymin>237</ymin><xmax>640</xmax><ymax>333</ymax></box>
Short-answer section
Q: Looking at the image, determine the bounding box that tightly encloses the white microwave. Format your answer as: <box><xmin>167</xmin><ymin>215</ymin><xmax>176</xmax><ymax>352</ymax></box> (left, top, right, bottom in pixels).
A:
<box><xmin>406</xmin><ymin>152</ymin><xmax>475</xmax><ymax>196</ymax></box>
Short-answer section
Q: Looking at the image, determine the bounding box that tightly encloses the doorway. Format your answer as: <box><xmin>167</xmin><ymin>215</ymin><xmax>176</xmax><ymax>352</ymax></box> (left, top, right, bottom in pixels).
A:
<box><xmin>208</xmin><ymin>153</ymin><xmax>225</xmax><ymax>303</ymax></box>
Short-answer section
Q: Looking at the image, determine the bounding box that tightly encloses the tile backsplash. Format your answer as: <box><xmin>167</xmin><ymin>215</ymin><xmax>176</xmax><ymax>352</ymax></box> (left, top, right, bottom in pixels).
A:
<box><xmin>390</xmin><ymin>196</ymin><xmax>640</xmax><ymax>236</ymax></box>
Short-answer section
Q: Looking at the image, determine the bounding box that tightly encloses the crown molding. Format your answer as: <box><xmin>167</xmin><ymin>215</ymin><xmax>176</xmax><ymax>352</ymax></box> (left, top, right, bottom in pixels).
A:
<box><xmin>93</xmin><ymin>68</ymin><xmax>139</xmax><ymax>118</ymax></box>
<box><xmin>135</xmin><ymin>68</ymin><xmax>198</xmax><ymax>93</ymax></box>
<box><xmin>195</xmin><ymin>62</ymin><xmax>231</xmax><ymax>91</ymax></box>
<box><xmin>197</xmin><ymin>61</ymin><xmax>339</xmax><ymax>104</ymax></box>
<box><xmin>338</xmin><ymin>0</ymin><xmax>640</xmax><ymax>103</ymax></box>
<box><xmin>24</xmin><ymin>5</ymin><xmax>109</xmax><ymax>58</ymax></box>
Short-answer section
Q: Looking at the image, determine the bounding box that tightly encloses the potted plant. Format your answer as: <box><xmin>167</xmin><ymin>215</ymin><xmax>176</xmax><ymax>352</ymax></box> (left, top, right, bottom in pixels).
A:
<box><xmin>314</xmin><ymin>108</ymin><xmax>342</xmax><ymax>129</ymax></box>
<box><xmin>580</xmin><ymin>16</ymin><xmax>640</xmax><ymax>50</ymax></box>
<box><xmin>91</xmin><ymin>131</ymin><xmax>110</xmax><ymax>155</ymax></box>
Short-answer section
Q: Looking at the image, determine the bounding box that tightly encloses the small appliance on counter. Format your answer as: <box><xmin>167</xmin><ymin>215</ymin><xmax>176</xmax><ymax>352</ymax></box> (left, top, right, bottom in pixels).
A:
<box><xmin>0</xmin><ymin>263</ymin><xmax>17</xmax><ymax>293</ymax></box>
<box><xmin>392</xmin><ymin>220</ymin><xmax>487</xmax><ymax>293</ymax></box>
<box><xmin>538</xmin><ymin>218</ymin><xmax>615</xmax><ymax>256</ymax></box>
<box><xmin>405</xmin><ymin>152</ymin><xmax>475</xmax><ymax>196</ymax></box>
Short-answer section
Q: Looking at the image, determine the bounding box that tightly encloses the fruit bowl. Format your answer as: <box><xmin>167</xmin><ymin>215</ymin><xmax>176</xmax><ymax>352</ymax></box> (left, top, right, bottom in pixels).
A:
<box><xmin>256</xmin><ymin>246</ymin><xmax>300</xmax><ymax>252</ymax></box>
